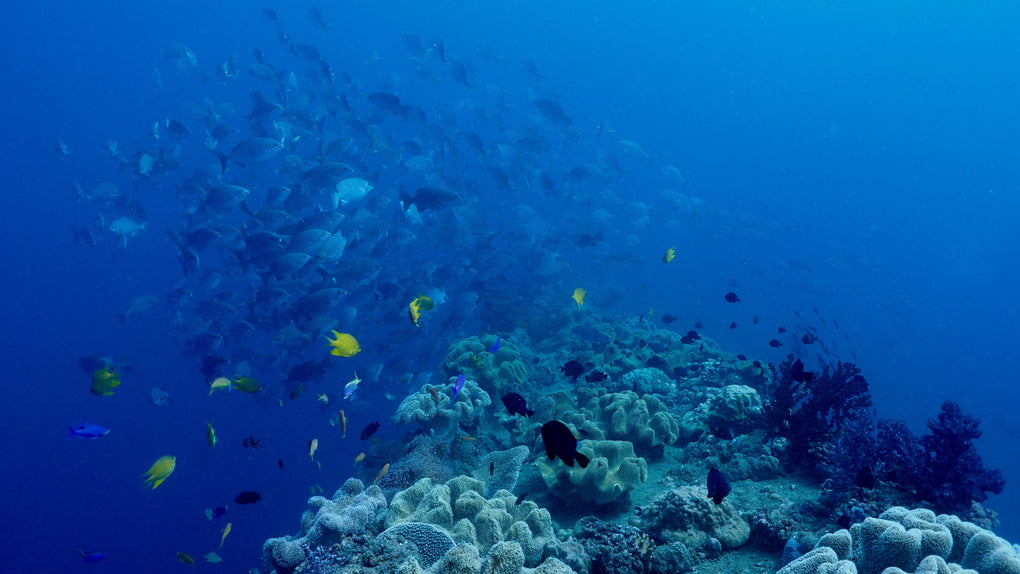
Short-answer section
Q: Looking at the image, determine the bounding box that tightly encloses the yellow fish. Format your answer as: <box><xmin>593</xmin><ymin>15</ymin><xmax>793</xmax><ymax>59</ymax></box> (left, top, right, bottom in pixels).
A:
<box><xmin>231</xmin><ymin>376</ymin><xmax>261</xmax><ymax>393</ymax></box>
<box><xmin>90</xmin><ymin>365</ymin><xmax>122</xmax><ymax>396</ymax></box>
<box><xmin>208</xmin><ymin>376</ymin><xmax>231</xmax><ymax>396</ymax></box>
<box><xmin>218</xmin><ymin>522</ymin><xmax>232</xmax><ymax>549</ymax></box>
<box><xmin>662</xmin><ymin>246</ymin><xmax>676</xmax><ymax>263</ymax></box>
<box><xmin>572</xmin><ymin>288</ymin><xmax>586</xmax><ymax>309</ymax></box>
<box><xmin>308</xmin><ymin>438</ymin><xmax>319</xmax><ymax>459</ymax></box>
<box><xmin>408</xmin><ymin>294</ymin><xmax>435</xmax><ymax>326</ymax></box>
<box><xmin>353</xmin><ymin>452</ymin><xmax>365</xmax><ymax>466</ymax></box>
<box><xmin>326</xmin><ymin>331</ymin><xmax>361</xmax><ymax>357</ymax></box>
<box><xmin>176</xmin><ymin>552</ymin><xmax>195</xmax><ymax>567</ymax></box>
<box><xmin>372</xmin><ymin>461</ymin><xmax>391</xmax><ymax>485</ymax></box>
<box><xmin>142</xmin><ymin>455</ymin><xmax>176</xmax><ymax>489</ymax></box>
<box><xmin>316</xmin><ymin>392</ymin><xmax>329</xmax><ymax>404</ymax></box>
<box><xmin>205</xmin><ymin>420</ymin><xmax>217</xmax><ymax>448</ymax></box>
<box><xmin>338</xmin><ymin>410</ymin><xmax>347</xmax><ymax>438</ymax></box>
<box><xmin>460</xmin><ymin>435</ymin><xmax>476</xmax><ymax>442</ymax></box>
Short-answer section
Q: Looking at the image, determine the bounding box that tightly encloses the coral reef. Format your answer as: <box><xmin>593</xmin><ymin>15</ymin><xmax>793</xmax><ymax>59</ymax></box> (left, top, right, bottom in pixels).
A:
<box><xmin>394</xmin><ymin>378</ymin><xmax>492</xmax><ymax>435</ymax></box>
<box><xmin>440</xmin><ymin>335</ymin><xmax>530</xmax><ymax>397</ymax></box>
<box><xmin>579</xmin><ymin>391</ymin><xmax>679</xmax><ymax>457</ymax></box>
<box><xmin>572</xmin><ymin>517</ymin><xmax>659</xmax><ymax>574</ymax></box>
<box><xmin>635</xmin><ymin>485</ymin><xmax>750</xmax><ymax>550</ymax></box>
<box><xmin>471</xmin><ymin>446</ymin><xmax>531</xmax><ymax>496</ymax></box>
<box><xmin>536</xmin><ymin>439</ymin><xmax>648</xmax><ymax>505</ymax></box>
<box><xmin>374</xmin><ymin>522</ymin><xmax>455</xmax><ymax>568</ymax></box>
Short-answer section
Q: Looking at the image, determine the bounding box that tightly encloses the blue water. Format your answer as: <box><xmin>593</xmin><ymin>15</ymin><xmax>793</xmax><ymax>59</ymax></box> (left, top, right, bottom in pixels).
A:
<box><xmin>2</xmin><ymin>2</ymin><xmax>1018</xmax><ymax>572</ymax></box>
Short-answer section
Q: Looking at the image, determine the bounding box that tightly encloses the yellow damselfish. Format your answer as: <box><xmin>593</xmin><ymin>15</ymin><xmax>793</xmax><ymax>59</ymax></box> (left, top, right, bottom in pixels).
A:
<box><xmin>176</xmin><ymin>552</ymin><xmax>195</xmax><ymax>567</ymax></box>
<box><xmin>90</xmin><ymin>365</ymin><xmax>122</xmax><ymax>396</ymax></box>
<box><xmin>218</xmin><ymin>522</ymin><xmax>231</xmax><ymax>550</ymax></box>
<box><xmin>208</xmin><ymin>376</ymin><xmax>231</xmax><ymax>396</ymax></box>
<box><xmin>142</xmin><ymin>455</ymin><xmax>176</xmax><ymax>489</ymax></box>
<box><xmin>662</xmin><ymin>246</ymin><xmax>676</xmax><ymax>263</ymax></box>
<box><xmin>205</xmin><ymin>420</ymin><xmax>217</xmax><ymax>448</ymax></box>
<box><xmin>231</xmin><ymin>376</ymin><xmax>261</xmax><ymax>393</ymax></box>
<box><xmin>408</xmin><ymin>294</ymin><xmax>435</xmax><ymax>326</ymax></box>
<box><xmin>572</xmin><ymin>288</ymin><xmax>585</xmax><ymax>309</ymax></box>
<box><xmin>326</xmin><ymin>331</ymin><xmax>361</xmax><ymax>357</ymax></box>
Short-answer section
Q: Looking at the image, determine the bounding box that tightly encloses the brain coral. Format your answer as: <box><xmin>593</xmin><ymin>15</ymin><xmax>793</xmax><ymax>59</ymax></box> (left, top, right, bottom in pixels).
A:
<box><xmin>386</xmin><ymin>476</ymin><xmax>561</xmax><ymax>568</ymax></box>
<box><xmin>262</xmin><ymin>478</ymin><xmax>388</xmax><ymax>573</ymax></box>
<box><xmin>394</xmin><ymin>378</ymin><xmax>492</xmax><ymax>434</ymax></box>
<box><xmin>375</xmin><ymin>522</ymin><xmax>455</xmax><ymax>568</ymax></box>
<box><xmin>636</xmin><ymin>485</ymin><xmax>750</xmax><ymax>550</ymax></box>
<box><xmin>580</xmin><ymin>391</ymin><xmax>679</xmax><ymax>457</ymax></box>
<box><xmin>471</xmin><ymin>446</ymin><xmax>531</xmax><ymax>497</ymax></box>
<box><xmin>535</xmin><ymin>439</ymin><xmax>648</xmax><ymax>505</ymax></box>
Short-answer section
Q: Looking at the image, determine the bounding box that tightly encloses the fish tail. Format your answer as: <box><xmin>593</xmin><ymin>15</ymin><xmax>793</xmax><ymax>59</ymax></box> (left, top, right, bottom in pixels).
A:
<box><xmin>525</xmin><ymin>408</ymin><xmax>535</xmax><ymax>417</ymax></box>
<box><xmin>575</xmin><ymin>452</ymin><xmax>590</xmax><ymax>469</ymax></box>
<box><xmin>67</xmin><ymin>426</ymin><xmax>78</xmax><ymax>439</ymax></box>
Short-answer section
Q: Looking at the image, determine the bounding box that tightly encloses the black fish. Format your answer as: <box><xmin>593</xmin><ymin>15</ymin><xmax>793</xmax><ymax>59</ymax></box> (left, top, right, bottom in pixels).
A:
<box><xmin>278</xmin><ymin>459</ymin><xmax>284</xmax><ymax>470</ymax></box>
<box><xmin>501</xmin><ymin>392</ymin><xmax>535</xmax><ymax>417</ymax></box>
<box><xmin>802</xmin><ymin>333</ymin><xmax>817</xmax><ymax>344</ymax></box>
<box><xmin>736</xmin><ymin>354</ymin><xmax>747</xmax><ymax>361</ymax></box>
<box><xmin>584</xmin><ymin>371</ymin><xmax>607</xmax><ymax>384</ymax></box>
<box><xmin>243</xmin><ymin>435</ymin><xmax>263</xmax><ymax>450</ymax></box>
<box><xmin>791</xmin><ymin>359</ymin><xmax>814</xmax><ymax>383</ymax></box>
<box><xmin>680</xmin><ymin>330</ymin><xmax>701</xmax><ymax>345</ymax></box>
<box><xmin>360</xmin><ymin>421</ymin><xmax>380</xmax><ymax>440</ymax></box>
<box><xmin>707</xmin><ymin>468</ymin><xmax>731</xmax><ymax>504</ymax></box>
<box><xmin>661</xmin><ymin>314</ymin><xmax>677</xmax><ymax>324</ymax></box>
<box><xmin>515</xmin><ymin>492</ymin><xmax>528</xmax><ymax>505</ymax></box>
<box><xmin>560</xmin><ymin>360</ymin><xmax>584</xmax><ymax>379</ymax></box>
<box><xmin>769</xmin><ymin>339</ymin><xmax>783</xmax><ymax>348</ymax></box>
<box><xmin>234</xmin><ymin>491</ymin><xmax>262</xmax><ymax>505</ymax></box>
<box><xmin>540</xmin><ymin>420</ymin><xmax>590</xmax><ymax>468</ymax></box>
<box><xmin>855</xmin><ymin>466</ymin><xmax>876</xmax><ymax>489</ymax></box>
<box><xmin>694</xmin><ymin>321</ymin><xmax>704</xmax><ymax>329</ymax></box>
<box><xmin>729</xmin><ymin>322</ymin><xmax>738</xmax><ymax>329</ymax></box>
<box><xmin>490</xmin><ymin>461</ymin><xmax>495</xmax><ymax>476</ymax></box>
<box><xmin>777</xmin><ymin>326</ymin><xmax>788</xmax><ymax>334</ymax></box>
<box><xmin>211</xmin><ymin>505</ymin><xmax>228</xmax><ymax>519</ymax></box>
<box><xmin>753</xmin><ymin>314</ymin><xmax>759</xmax><ymax>324</ymax></box>
<box><xmin>724</xmin><ymin>292</ymin><xmax>740</xmax><ymax>303</ymax></box>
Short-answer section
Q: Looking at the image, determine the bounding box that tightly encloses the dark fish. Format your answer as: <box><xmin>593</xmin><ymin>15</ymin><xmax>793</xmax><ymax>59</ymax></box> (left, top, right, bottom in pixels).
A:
<box><xmin>540</xmin><ymin>420</ymin><xmax>590</xmax><ymax>468</ymax></box>
<box><xmin>501</xmin><ymin>392</ymin><xmax>535</xmax><ymax>417</ymax></box>
<box><xmin>729</xmin><ymin>322</ymin><xmax>738</xmax><ymax>329</ymax></box>
<box><xmin>584</xmin><ymin>371</ymin><xmax>607</xmax><ymax>383</ymax></box>
<box><xmin>560</xmin><ymin>360</ymin><xmax>584</xmax><ymax>379</ymax></box>
<box><xmin>360</xmin><ymin>421</ymin><xmax>380</xmax><ymax>440</ymax></box>
<box><xmin>724</xmin><ymin>292</ymin><xmax>740</xmax><ymax>303</ymax></box>
<box><xmin>694</xmin><ymin>321</ymin><xmax>704</xmax><ymax>329</ymax></box>
<box><xmin>661</xmin><ymin>314</ymin><xmax>677</xmax><ymax>324</ymax></box>
<box><xmin>736</xmin><ymin>354</ymin><xmax>747</xmax><ymax>360</ymax></box>
<box><xmin>79</xmin><ymin>550</ymin><xmax>107</xmax><ymax>562</ymax></box>
<box><xmin>802</xmin><ymin>333</ymin><xmax>817</xmax><ymax>345</ymax></box>
<box><xmin>515</xmin><ymin>492</ymin><xmax>528</xmax><ymax>505</ymax></box>
<box><xmin>278</xmin><ymin>459</ymin><xmax>284</xmax><ymax>470</ymax></box>
<box><xmin>211</xmin><ymin>505</ymin><xmax>228</xmax><ymax>519</ymax></box>
<box><xmin>680</xmin><ymin>330</ymin><xmax>701</xmax><ymax>345</ymax></box>
<box><xmin>753</xmin><ymin>314</ymin><xmax>759</xmax><ymax>324</ymax></box>
<box><xmin>707</xmin><ymin>468</ymin><xmax>731</xmax><ymax>504</ymax></box>
<box><xmin>777</xmin><ymin>326</ymin><xmax>787</xmax><ymax>334</ymax></box>
<box><xmin>243</xmin><ymin>435</ymin><xmax>263</xmax><ymax>449</ymax></box>
<box><xmin>234</xmin><ymin>491</ymin><xmax>262</xmax><ymax>505</ymax></box>
<box><xmin>768</xmin><ymin>339</ymin><xmax>783</xmax><ymax>348</ymax></box>
<box><xmin>855</xmin><ymin>466</ymin><xmax>876</xmax><ymax>489</ymax></box>
<box><xmin>791</xmin><ymin>359</ymin><xmax>814</xmax><ymax>383</ymax></box>
<box><xmin>490</xmin><ymin>461</ymin><xmax>495</xmax><ymax>476</ymax></box>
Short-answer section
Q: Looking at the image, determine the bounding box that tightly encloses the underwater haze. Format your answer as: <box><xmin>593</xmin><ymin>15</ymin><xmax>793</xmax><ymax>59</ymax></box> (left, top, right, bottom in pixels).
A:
<box><xmin>1</xmin><ymin>1</ymin><xmax>1018</xmax><ymax>573</ymax></box>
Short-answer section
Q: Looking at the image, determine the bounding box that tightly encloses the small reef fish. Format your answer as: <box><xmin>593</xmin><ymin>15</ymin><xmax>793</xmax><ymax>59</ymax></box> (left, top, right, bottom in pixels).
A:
<box><xmin>205</xmin><ymin>505</ymin><xmax>228</xmax><ymax>520</ymax></box>
<box><xmin>769</xmin><ymin>339</ymin><xmax>783</xmax><ymax>348</ymax></box>
<box><xmin>560</xmin><ymin>360</ymin><xmax>585</xmax><ymax>379</ymax></box>
<box><xmin>90</xmin><ymin>365</ymin><xmax>122</xmax><ymax>396</ymax></box>
<box><xmin>428</xmin><ymin>386</ymin><xmax>441</xmax><ymax>403</ymax></box>
<box><xmin>791</xmin><ymin>358</ymin><xmax>814</xmax><ymax>383</ymax></box>
<box><xmin>218</xmin><ymin>522</ymin><xmax>232</xmax><ymax>549</ymax></box>
<box><xmin>78</xmin><ymin>550</ymin><xmax>107</xmax><ymax>562</ymax></box>
<box><xmin>67</xmin><ymin>423</ymin><xmax>110</xmax><ymax>439</ymax></box>
<box><xmin>208</xmin><ymin>376</ymin><xmax>232</xmax><ymax>396</ymax></box>
<box><xmin>724</xmin><ymin>291</ymin><xmax>740</xmax><ymax>303</ymax></box>
<box><xmin>231</xmin><ymin>376</ymin><xmax>261</xmax><ymax>393</ymax></box>
<box><xmin>540</xmin><ymin>421</ymin><xmax>590</xmax><ymax>468</ymax></box>
<box><xmin>177</xmin><ymin>552</ymin><xmax>196</xmax><ymax>567</ymax></box>
<box><xmin>360</xmin><ymin>421</ymin><xmax>380</xmax><ymax>441</ymax></box>
<box><xmin>572</xmin><ymin>288</ymin><xmax>585</xmax><ymax>309</ymax></box>
<box><xmin>204</xmin><ymin>552</ymin><xmax>222</xmax><ymax>563</ymax></box>
<box><xmin>354</xmin><ymin>452</ymin><xmax>366</xmax><ymax>466</ymax></box>
<box><xmin>662</xmin><ymin>246</ymin><xmax>676</xmax><ymax>263</ymax></box>
<box><xmin>309</xmin><ymin>438</ymin><xmax>319</xmax><ymax>459</ymax></box>
<box><xmin>450</xmin><ymin>373</ymin><xmax>466</xmax><ymax>403</ymax></box>
<box><xmin>707</xmin><ymin>468</ymin><xmax>732</xmax><ymax>504</ymax></box>
<box><xmin>338</xmin><ymin>410</ymin><xmax>347</xmax><ymax>438</ymax></box>
<box><xmin>206</xmin><ymin>420</ymin><xmax>217</xmax><ymax>447</ymax></box>
<box><xmin>316</xmin><ymin>393</ymin><xmax>329</xmax><ymax>404</ymax></box>
<box><xmin>234</xmin><ymin>491</ymin><xmax>262</xmax><ymax>505</ymax></box>
<box><xmin>326</xmin><ymin>330</ymin><xmax>361</xmax><ymax>357</ymax></box>
<box><xmin>408</xmin><ymin>294</ymin><xmax>434</xmax><ymax>326</ymax></box>
<box><xmin>488</xmin><ymin>336</ymin><xmax>501</xmax><ymax>354</ymax></box>
<box><xmin>372</xmin><ymin>462</ymin><xmax>390</xmax><ymax>485</ymax></box>
<box><xmin>501</xmin><ymin>392</ymin><xmax>535</xmax><ymax>417</ymax></box>
<box><xmin>142</xmin><ymin>455</ymin><xmax>176</xmax><ymax>489</ymax></box>
<box><xmin>344</xmin><ymin>372</ymin><xmax>361</xmax><ymax>399</ymax></box>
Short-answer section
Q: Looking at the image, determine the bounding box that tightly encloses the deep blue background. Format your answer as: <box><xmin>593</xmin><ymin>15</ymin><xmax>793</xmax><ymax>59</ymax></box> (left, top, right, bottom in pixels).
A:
<box><xmin>1</xmin><ymin>2</ymin><xmax>1018</xmax><ymax>572</ymax></box>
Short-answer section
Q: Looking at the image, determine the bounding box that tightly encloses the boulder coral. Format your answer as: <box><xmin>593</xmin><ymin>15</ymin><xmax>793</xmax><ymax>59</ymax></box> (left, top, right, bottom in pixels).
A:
<box><xmin>705</xmin><ymin>384</ymin><xmax>763</xmax><ymax>431</ymax></box>
<box><xmin>635</xmin><ymin>485</ymin><xmax>750</xmax><ymax>550</ymax></box>
<box><xmin>262</xmin><ymin>478</ymin><xmax>388</xmax><ymax>573</ymax></box>
<box><xmin>580</xmin><ymin>391</ymin><xmax>679</xmax><ymax>456</ymax></box>
<box><xmin>536</xmin><ymin>439</ymin><xmax>648</xmax><ymax>505</ymax></box>
<box><xmin>395</xmin><ymin>378</ymin><xmax>492</xmax><ymax>435</ymax></box>
<box><xmin>440</xmin><ymin>336</ymin><xmax>530</xmax><ymax>396</ymax></box>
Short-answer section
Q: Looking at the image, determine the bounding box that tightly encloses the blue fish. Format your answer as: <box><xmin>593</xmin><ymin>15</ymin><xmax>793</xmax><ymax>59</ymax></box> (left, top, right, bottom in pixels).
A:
<box><xmin>450</xmin><ymin>373</ymin><xmax>466</xmax><ymax>403</ymax></box>
<box><xmin>79</xmin><ymin>550</ymin><xmax>107</xmax><ymax>562</ymax></box>
<box><xmin>488</xmin><ymin>336</ymin><xmax>501</xmax><ymax>354</ymax></box>
<box><xmin>68</xmin><ymin>423</ymin><xmax>110</xmax><ymax>439</ymax></box>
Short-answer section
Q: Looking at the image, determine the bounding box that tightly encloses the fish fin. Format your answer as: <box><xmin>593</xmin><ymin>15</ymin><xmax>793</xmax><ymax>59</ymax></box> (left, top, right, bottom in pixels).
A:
<box><xmin>560</xmin><ymin>454</ymin><xmax>575</xmax><ymax>467</ymax></box>
<box><xmin>67</xmin><ymin>426</ymin><xmax>77</xmax><ymax>439</ymax></box>
<box><xmin>525</xmin><ymin>408</ymin><xmax>535</xmax><ymax>417</ymax></box>
<box><xmin>575</xmin><ymin>452</ymin><xmax>590</xmax><ymax>469</ymax></box>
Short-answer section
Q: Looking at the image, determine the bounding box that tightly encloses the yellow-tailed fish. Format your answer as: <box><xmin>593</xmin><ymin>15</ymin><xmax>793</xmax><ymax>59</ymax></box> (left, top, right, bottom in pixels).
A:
<box><xmin>316</xmin><ymin>393</ymin><xmax>329</xmax><ymax>404</ymax></box>
<box><xmin>90</xmin><ymin>365</ymin><xmax>122</xmax><ymax>396</ymax></box>
<box><xmin>353</xmin><ymin>452</ymin><xmax>365</xmax><ymax>466</ymax></box>
<box><xmin>408</xmin><ymin>294</ymin><xmax>435</xmax><ymax>326</ymax></box>
<box><xmin>326</xmin><ymin>330</ymin><xmax>361</xmax><ymax>357</ymax></box>
<box><xmin>662</xmin><ymin>246</ymin><xmax>676</xmax><ymax>263</ymax></box>
<box><xmin>339</xmin><ymin>410</ymin><xmax>347</xmax><ymax>438</ymax></box>
<box><xmin>572</xmin><ymin>288</ymin><xmax>585</xmax><ymax>309</ymax></box>
<box><xmin>176</xmin><ymin>552</ymin><xmax>195</xmax><ymax>567</ymax></box>
<box><xmin>208</xmin><ymin>376</ymin><xmax>231</xmax><ymax>396</ymax></box>
<box><xmin>204</xmin><ymin>552</ymin><xmax>222</xmax><ymax>563</ymax></box>
<box><xmin>308</xmin><ymin>438</ymin><xmax>318</xmax><ymax>459</ymax></box>
<box><xmin>142</xmin><ymin>455</ymin><xmax>176</xmax><ymax>489</ymax></box>
<box><xmin>460</xmin><ymin>435</ymin><xmax>476</xmax><ymax>442</ymax></box>
<box><xmin>218</xmin><ymin>522</ymin><xmax>231</xmax><ymax>549</ymax></box>
<box><xmin>372</xmin><ymin>461</ymin><xmax>391</xmax><ymax>485</ymax></box>
<box><xmin>231</xmin><ymin>376</ymin><xmax>261</xmax><ymax>393</ymax></box>
<box><xmin>205</xmin><ymin>420</ymin><xmax>217</xmax><ymax>448</ymax></box>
